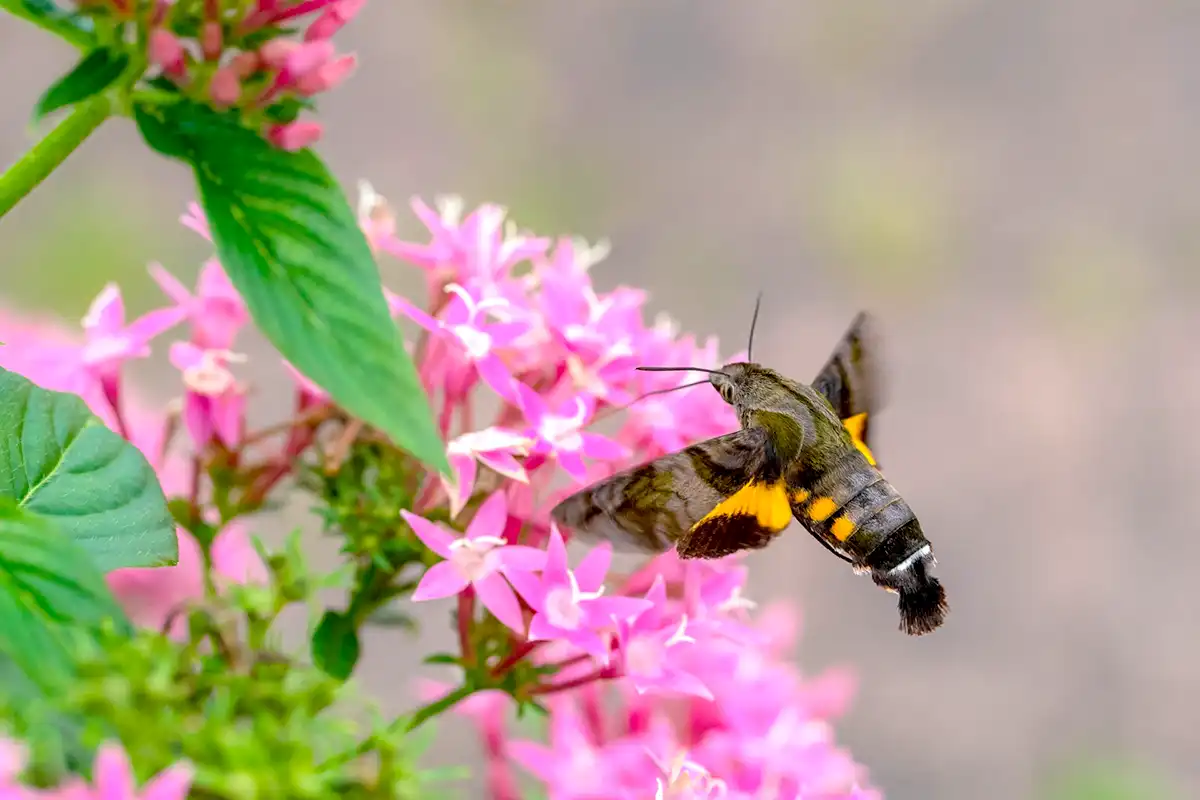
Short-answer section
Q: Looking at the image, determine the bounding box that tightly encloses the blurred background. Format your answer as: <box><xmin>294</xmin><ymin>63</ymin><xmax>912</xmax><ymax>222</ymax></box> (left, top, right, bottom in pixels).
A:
<box><xmin>2</xmin><ymin>3</ymin><xmax>1198</xmax><ymax>798</ymax></box>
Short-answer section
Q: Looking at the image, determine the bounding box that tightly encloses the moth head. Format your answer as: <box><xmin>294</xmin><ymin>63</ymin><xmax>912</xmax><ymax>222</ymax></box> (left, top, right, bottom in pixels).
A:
<box><xmin>709</xmin><ymin>363</ymin><xmax>748</xmax><ymax>405</ymax></box>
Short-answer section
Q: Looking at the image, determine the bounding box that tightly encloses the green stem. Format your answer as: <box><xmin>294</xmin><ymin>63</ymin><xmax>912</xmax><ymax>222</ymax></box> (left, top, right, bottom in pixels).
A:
<box><xmin>0</xmin><ymin>96</ymin><xmax>110</xmax><ymax>219</ymax></box>
<box><xmin>0</xmin><ymin>1</ymin><xmax>95</xmax><ymax>51</ymax></box>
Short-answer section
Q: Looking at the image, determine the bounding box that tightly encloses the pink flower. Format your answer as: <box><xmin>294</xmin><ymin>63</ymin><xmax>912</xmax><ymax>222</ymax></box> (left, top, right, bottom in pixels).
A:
<box><xmin>80</xmin><ymin>283</ymin><xmax>184</xmax><ymax>384</ymax></box>
<box><xmin>388</xmin><ymin>196</ymin><xmax>549</xmax><ymax>295</ymax></box>
<box><xmin>168</xmin><ymin>343</ymin><xmax>247</xmax><ymax>448</ymax></box>
<box><xmin>0</xmin><ymin>737</ymin><xmax>26</xmax><ymax>784</ymax></box>
<box><xmin>265</xmin><ymin>120</ymin><xmax>323</xmax><ymax>151</ymax></box>
<box><xmin>617</xmin><ymin>576</ymin><xmax>711</xmax><ymax>700</ymax></box>
<box><xmin>400</xmin><ymin>492</ymin><xmax>545</xmax><ymax>634</ymax></box>
<box><xmin>507</xmin><ymin>528</ymin><xmax>650</xmax><ymax>661</ymax></box>
<box><xmin>441</xmin><ymin>427</ymin><xmax>533</xmax><ymax>518</ymax></box>
<box><xmin>49</xmin><ymin>742</ymin><xmax>193</xmax><ymax>800</ymax></box>
<box><xmin>149</xmin><ymin>260</ymin><xmax>247</xmax><ymax>350</ymax></box>
<box><xmin>179</xmin><ymin>202</ymin><xmax>210</xmax><ymax>241</ymax></box>
<box><xmin>304</xmin><ymin>0</ymin><xmax>365</xmax><ymax>41</ymax></box>
<box><xmin>516</xmin><ymin>384</ymin><xmax>628</xmax><ymax>483</ymax></box>
<box><xmin>392</xmin><ymin>283</ymin><xmax>528</xmax><ymax>404</ymax></box>
<box><xmin>508</xmin><ymin>695</ymin><xmax>656</xmax><ymax>800</ymax></box>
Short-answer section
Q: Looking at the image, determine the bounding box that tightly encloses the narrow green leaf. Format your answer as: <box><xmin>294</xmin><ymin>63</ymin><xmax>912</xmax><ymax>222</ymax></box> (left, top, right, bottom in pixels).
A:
<box><xmin>33</xmin><ymin>47</ymin><xmax>128</xmax><ymax>122</ymax></box>
<box><xmin>311</xmin><ymin>610</ymin><xmax>360</xmax><ymax>680</ymax></box>
<box><xmin>0</xmin><ymin>367</ymin><xmax>178</xmax><ymax>571</ymax></box>
<box><xmin>0</xmin><ymin>501</ymin><xmax>132</xmax><ymax>694</ymax></box>
<box><xmin>132</xmin><ymin>101</ymin><xmax>449</xmax><ymax>474</ymax></box>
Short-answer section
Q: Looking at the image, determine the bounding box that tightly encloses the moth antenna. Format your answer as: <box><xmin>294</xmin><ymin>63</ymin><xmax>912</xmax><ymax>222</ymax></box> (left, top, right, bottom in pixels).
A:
<box><xmin>746</xmin><ymin>291</ymin><xmax>763</xmax><ymax>362</ymax></box>
<box><xmin>591</xmin><ymin>379</ymin><xmax>709</xmax><ymax>425</ymax></box>
<box><xmin>635</xmin><ymin>366</ymin><xmax>723</xmax><ymax>375</ymax></box>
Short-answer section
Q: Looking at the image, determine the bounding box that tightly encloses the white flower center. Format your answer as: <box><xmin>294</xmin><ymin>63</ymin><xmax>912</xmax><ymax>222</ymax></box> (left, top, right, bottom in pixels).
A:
<box><xmin>447</xmin><ymin>535</ymin><xmax>504</xmax><ymax>582</ymax></box>
<box><xmin>623</xmin><ymin>636</ymin><xmax>661</xmax><ymax>678</ymax></box>
<box><xmin>452</xmin><ymin>324</ymin><xmax>492</xmax><ymax>359</ymax></box>
<box><xmin>545</xmin><ymin>586</ymin><xmax>583</xmax><ymax>629</ymax></box>
<box><xmin>182</xmin><ymin>350</ymin><xmax>244</xmax><ymax>396</ymax></box>
<box><xmin>539</xmin><ymin>398</ymin><xmax>588</xmax><ymax>451</ymax></box>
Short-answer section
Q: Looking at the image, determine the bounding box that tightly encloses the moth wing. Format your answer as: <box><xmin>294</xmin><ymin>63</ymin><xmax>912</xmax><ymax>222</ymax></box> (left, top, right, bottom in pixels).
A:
<box><xmin>551</xmin><ymin>427</ymin><xmax>791</xmax><ymax>559</ymax></box>
<box><xmin>812</xmin><ymin>311</ymin><xmax>885</xmax><ymax>466</ymax></box>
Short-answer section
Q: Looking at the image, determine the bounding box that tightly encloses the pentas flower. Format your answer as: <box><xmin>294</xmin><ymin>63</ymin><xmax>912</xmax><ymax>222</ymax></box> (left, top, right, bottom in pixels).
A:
<box><xmin>401</xmin><ymin>492</ymin><xmax>545</xmax><ymax>634</ymax></box>
<box><xmin>149</xmin><ymin>260</ymin><xmax>248</xmax><ymax>350</ymax></box>
<box><xmin>77</xmin><ymin>284</ymin><xmax>185</xmax><ymax>424</ymax></box>
<box><xmin>391</xmin><ymin>283</ymin><xmax>528</xmax><ymax>403</ymax></box>
<box><xmin>617</xmin><ymin>576</ymin><xmax>711</xmax><ymax>700</ymax></box>
<box><xmin>507</xmin><ymin>695</ymin><xmax>654</xmax><ymax>800</ymax></box>
<box><xmin>507</xmin><ymin>528</ymin><xmax>650</xmax><ymax>662</ymax></box>
<box><xmin>441</xmin><ymin>427</ymin><xmax>533</xmax><ymax>518</ymax></box>
<box><xmin>516</xmin><ymin>384</ymin><xmax>628</xmax><ymax>483</ymax></box>
<box><xmin>388</xmin><ymin>195</ymin><xmax>550</xmax><ymax>300</ymax></box>
<box><xmin>46</xmin><ymin>742</ymin><xmax>193</xmax><ymax>800</ymax></box>
<box><xmin>168</xmin><ymin>343</ymin><xmax>247</xmax><ymax>449</ymax></box>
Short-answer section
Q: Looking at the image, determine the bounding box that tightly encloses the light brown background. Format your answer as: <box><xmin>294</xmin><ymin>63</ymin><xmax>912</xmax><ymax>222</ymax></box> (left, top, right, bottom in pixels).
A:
<box><xmin>3</xmin><ymin>3</ymin><xmax>1199</xmax><ymax>799</ymax></box>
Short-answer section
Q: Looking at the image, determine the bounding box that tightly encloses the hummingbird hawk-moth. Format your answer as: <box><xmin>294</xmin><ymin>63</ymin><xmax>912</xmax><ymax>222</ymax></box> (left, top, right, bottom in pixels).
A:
<box><xmin>550</xmin><ymin>303</ymin><xmax>948</xmax><ymax>635</ymax></box>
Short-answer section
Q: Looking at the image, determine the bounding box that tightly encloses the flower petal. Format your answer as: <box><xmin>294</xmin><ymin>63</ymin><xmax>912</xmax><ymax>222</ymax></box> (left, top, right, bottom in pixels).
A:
<box><xmin>467</xmin><ymin>491</ymin><xmax>508</xmax><ymax>541</ymax></box>
<box><xmin>580</xmin><ymin>431</ymin><xmax>630</xmax><ymax>461</ymax></box>
<box><xmin>92</xmin><ymin>742</ymin><xmax>135</xmax><ymax>798</ymax></box>
<box><xmin>412</xmin><ymin>561</ymin><xmax>469</xmax><ymax>601</ymax></box>
<box><xmin>474</xmin><ymin>353</ymin><xmax>518</xmax><ymax>403</ymax></box>
<box><xmin>474</xmin><ymin>573</ymin><xmax>525</xmax><ymax>634</ymax></box>
<box><xmin>389</xmin><ymin>291</ymin><xmax>443</xmax><ymax>333</ymax></box>
<box><xmin>496</xmin><ymin>545</ymin><xmax>547</xmax><ymax>575</ymax></box>
<box><xmin>140</xmin><ymin>762</ymin><xmax>195</xmax><ymax>800</ymax></box>
<box><xmin>574</xmin><ymin>542</ymin><xmax>611</xmax><ymax>593</ymax></box>
<box><xmin>400</xmin><ymin>511</ymin><xmax>456</xmax><ymax>558</ymax></box>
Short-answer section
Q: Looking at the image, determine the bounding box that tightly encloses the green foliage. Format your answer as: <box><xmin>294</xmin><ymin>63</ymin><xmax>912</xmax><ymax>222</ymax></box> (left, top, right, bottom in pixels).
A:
<box><xmin>311</xmin><ymin>610</ymin><xmax>361</xmax><ymax>681</ymax></box>
<box><xmin>131</xmin><ymin>99</ymin><xmax>449</xmax><ymax>476</ymax></box>
<box><xmin>33</xmin><ymin>47</ymin><xmax>129</xmax><ymax>122</ymax></box>
<box><xmin>1041</xmin><ymin>758</ymin><xmax>1182</xmax><ymax>800</ymax></box>
<box><xmin>0</xmin><ymin>529</ymin><xmax>457</xmax><ymax>799</ymax></box>
<box><xmin>0</xmin><ymin>502</ymin><xmax>131</xmax><ymax>696</ymax></box>
<box><xmin>0</xmin><ymin>366</ymin><xmax>178</xmax><ymax>571</ymax></box>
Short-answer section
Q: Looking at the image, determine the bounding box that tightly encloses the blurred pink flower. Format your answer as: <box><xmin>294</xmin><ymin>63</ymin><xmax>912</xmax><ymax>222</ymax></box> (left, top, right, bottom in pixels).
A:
<box><xmin>400</xmin><ymin>492</ymin><xmax>545</xmax><ymax>634</ymax></box>
<box><xmin>149</xmin><ymin>260</ymin><xmax>248</xmax><ymax>350</ymax></box>
<box><xmin>47</xmin><ymin>742</ymin><xmax>192</xmax><ymax>800</ymax></box>
<box><xmin>168</xmin><ymin>343</ymin><xmax>247</xmax><ymax>448</ymax></box>
<box><xmin>617</xmin><ymin>576</ymin><xmax>711</xmax><ymax>700</ymax></box>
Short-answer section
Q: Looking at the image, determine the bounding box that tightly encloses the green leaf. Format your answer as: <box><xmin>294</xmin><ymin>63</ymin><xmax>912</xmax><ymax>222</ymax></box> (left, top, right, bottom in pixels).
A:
<box><xmin>0</xmin><ymin>367</ymin><xmax>178</xmax><ymax>571</ymax></box>
<box><xmin>132</xmin><ymin>101</ymin><xmax>449</xmax><ymax>474</ymax></box>
<box><xmin>311</xmin><ymin>610</ymin><xmax>360</xmax><ymax>681</ymax></box>
<box><xmin>422</xmin><ymin>652</ymin><xmax>461</xmax><ymax>667</ymax></box>
<box><xmin>2</xmin><ymin>0</ymin><xmax>95</xmax><ymax>50</ymax></box>
<box><xmin>33</xmin><ymin>47</ymin><xmax>129</xmax><ymax>122</ymax></box>
<box><xmin>0</xmin><ymin>501</ymin><xmax>132</xmax><ymax>694</ymax></box>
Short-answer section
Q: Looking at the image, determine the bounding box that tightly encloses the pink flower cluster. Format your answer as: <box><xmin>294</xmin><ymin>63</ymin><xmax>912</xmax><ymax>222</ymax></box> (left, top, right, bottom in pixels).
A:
<box><xmin>95</xmin><ymin>0</ymin><xmax>364</xmax><ymax>150</ymax></box>
<box><xmin>0</xmin><ymin>738</ymin><xmax>191</xmax><ymax>800</ymax></box>
<box><xmin>0</xmin><ymin>182</ymin><xmax>881</xmax><ymax>798</ymax></box>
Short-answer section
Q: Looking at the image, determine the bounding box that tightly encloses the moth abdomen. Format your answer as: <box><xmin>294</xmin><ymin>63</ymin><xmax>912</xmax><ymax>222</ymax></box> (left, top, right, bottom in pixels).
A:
<box><xmin>863</xmin><ymin>520</ymin><xmax>946</xmax><ymax>635</ymax></box>
<box><xmin>790</xmin><ymin>448</ymin><xmax>948</xmax><ymax>634</ymax></box>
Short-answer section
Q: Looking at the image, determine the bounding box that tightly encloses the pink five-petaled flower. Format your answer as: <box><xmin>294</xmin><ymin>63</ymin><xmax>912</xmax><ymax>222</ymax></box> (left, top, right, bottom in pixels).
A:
<box><xmin>388</xmin><ymin>196</ymin><xmax>550</xmax><ymax>296</ymax></box>
<box><xmin>508</xmin><ymin>694</ymin><xmax>654</xmax><ymax>800</ymax></box>
<box><xmin>391</xmin><ymin>283</ymin><xmax>528</xmax><ymax>404</ymax></box>
<box><xmin>617</xmin><ymin>575</ymin><xmax>711</xmax><ymax>700</ymax></box>
<box><xmin>507</xmin><ymin>527</ymin><xmax>650</xmax><ymax>662</ymax></box>
<box><xmin>168</xmin><ymin>343</ymin><xmax>247</xmax><ymax>448</ymax></box>
<box><xmin>516</xmin><ymin>384</ymin><xmax>628</xmax><ymax>483</ymax></box>
<box><xmin>52</xmin><ymin>742</ymin><xmax>193</xmax><ymax>800</ymax></box>
<box><xmin>441</xmin><ymin>426</ymin><xmax>533</xmax><ymax>518</ymax></box>
<box><xmin>400</xmin><ymin>492</ymin><xmax>545</xmax><ymax>635</ymax></box>
<box><xmin>81</xmin><ymin>283</ymin><xmax>184</xmax><ymax>387</ymax></box>
<box><xmin>149</xmin><ymin>260</ymin><xmax>248</xmax><ymax>350</ymax></box>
